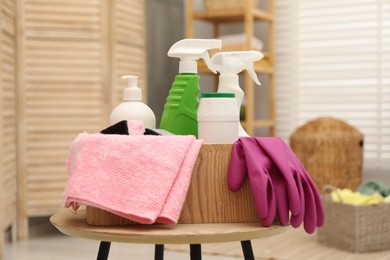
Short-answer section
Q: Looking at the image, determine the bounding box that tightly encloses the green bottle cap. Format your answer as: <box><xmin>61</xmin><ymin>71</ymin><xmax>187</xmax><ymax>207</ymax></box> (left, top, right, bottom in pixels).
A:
<box><xmin>201</xmin><ymin>92</ymin><xmax>235</xmax><ymax>98</ymax></box>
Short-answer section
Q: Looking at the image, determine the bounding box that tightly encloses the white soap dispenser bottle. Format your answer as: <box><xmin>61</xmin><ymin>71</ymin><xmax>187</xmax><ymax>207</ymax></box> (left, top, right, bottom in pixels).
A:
<box><xmin>109</xmin><ymin>75</ymin><xmax>156</xmax><ymax>128</ymax></box>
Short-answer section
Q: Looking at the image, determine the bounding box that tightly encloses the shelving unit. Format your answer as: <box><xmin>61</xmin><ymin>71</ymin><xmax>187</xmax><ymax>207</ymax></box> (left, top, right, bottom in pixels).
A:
<box><xmin>185</xmin><ymin>0</ymin><xmax>275</xmax><ymax>136</ymax></box>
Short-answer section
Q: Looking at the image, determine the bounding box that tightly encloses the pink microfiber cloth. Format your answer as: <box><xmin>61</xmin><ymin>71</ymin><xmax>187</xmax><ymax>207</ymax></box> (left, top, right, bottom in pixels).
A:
<box><xmin>63</xmin><ymin>133</ymin><xmax>202</xmax><ymax>224</ymax></box>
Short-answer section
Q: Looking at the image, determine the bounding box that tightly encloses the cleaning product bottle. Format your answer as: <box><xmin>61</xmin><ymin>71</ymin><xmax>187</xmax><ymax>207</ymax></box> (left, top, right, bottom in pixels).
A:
<box><xmin>198</xmin><ymin>92</ymin><xmax>239</xmax><ymax>144</ymax></box>
<box><xmin>210</xmin><ymin>50</ymin><xmax>263</xmax><ymax>137</ymax></box>
<box><xmin>159</xmin><ymin>39</ymin><xmax>222</xmax><ymax>137</ymax></box>
<box><xmin>109</xmin><ymin>75</ymin><xmax>156</xmax><ymax>128</ymax></box>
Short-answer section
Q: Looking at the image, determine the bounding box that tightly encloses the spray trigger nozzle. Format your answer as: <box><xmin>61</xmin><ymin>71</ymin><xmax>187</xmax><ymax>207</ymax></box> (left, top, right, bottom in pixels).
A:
<box><xmin>210</xmin><ymin>50</ymin><xmax>263</xmax><ymax>85</ymax></box>
<box><xmin>247</xmin><ymin>66</ymin><xmax>260</xmax><ymax>85</ymax></box>
<box><xmin>168</xmin><ymin>39</ymin><xmax>222</xmax><ymax>74</ymax></box>
<box><xmin>201</xmin><ymin>52</ymin><xmax>217</xmax><ymax>74</ymax></box>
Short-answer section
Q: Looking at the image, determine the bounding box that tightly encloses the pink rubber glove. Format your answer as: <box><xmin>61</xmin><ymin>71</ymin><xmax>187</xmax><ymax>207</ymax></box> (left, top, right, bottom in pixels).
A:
<box><xmin>255</xmin><ymin>137</ymin><xmax>325</xmax><ymax>234</ymax></box>
<box><xmin>228</xmin><ymin>138</ymin><xmax>276</xmax><ymax>226</ymax></box>
<box><xmin>288</xmin><ymin>139</ymin><xmax>325</xmax><ymax>229</ymax></box>
<box><xmin>228</xmin><ymin>138</ymin><xmax>297</xmax><ymax>226</ymax></box>
<box><xmin>227</xmin><ymin>140</ymin><xmax>248</xmax><ymax>192</ymax></box>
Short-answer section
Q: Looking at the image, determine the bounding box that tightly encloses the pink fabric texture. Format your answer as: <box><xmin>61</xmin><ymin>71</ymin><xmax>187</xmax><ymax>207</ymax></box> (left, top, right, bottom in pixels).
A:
<box><xmin>63</xmin><ymin>133</ymin><xmax>202</xmax><ymax>224</ymax></box>
<box><xmin>126</xmin><ymin>120</ymin><xmax>145</xmax><ymax>135</ymax></box>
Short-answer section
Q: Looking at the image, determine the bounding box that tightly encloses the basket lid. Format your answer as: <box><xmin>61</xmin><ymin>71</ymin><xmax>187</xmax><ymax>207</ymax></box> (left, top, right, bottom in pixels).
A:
<box><xmin>291</xmin><ymin>117</ymin><xmax>363</xmax><ymax>138</ymax></box>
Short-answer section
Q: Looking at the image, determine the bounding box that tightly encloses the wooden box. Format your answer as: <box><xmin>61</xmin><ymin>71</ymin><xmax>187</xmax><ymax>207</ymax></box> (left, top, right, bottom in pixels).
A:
<box><xmin>86</xmin><ymin>144</ymin><xmax>259</xmax><ymax>225</ymax></box>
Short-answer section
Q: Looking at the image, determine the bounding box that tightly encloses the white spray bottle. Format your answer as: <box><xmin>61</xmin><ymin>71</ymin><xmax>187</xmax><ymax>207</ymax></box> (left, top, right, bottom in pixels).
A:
<box><xmin>109</xmin><ymin>75</ymin><xmax>156</xmax><ymax>128</ymax></box>
<box><xmin>210</xmin><ymin>51</ymin><xmax>263</xmax><ymax>137</ymax></box>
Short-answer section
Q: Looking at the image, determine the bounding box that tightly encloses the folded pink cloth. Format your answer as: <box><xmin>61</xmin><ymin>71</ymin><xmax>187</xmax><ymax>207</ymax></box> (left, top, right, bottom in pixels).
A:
<box><xmin>63</xmin><ymin>133</ymin><xmax>202</xmax><ymax>224</ymax></box>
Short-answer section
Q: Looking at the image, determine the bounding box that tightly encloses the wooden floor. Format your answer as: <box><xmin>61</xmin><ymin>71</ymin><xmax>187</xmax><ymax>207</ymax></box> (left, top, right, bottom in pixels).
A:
<box><xmin>167</xmin><ymin>226</ymin><xmax>390</xmax><ymax>260</ymax></box>
<box><xmin>3</xmin><ymin>218</ymin><xmax>390</xmax><ymax>260</ymax></box>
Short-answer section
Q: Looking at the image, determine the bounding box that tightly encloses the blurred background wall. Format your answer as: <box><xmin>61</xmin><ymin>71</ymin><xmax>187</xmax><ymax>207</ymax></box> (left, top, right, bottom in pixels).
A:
<box><xmin>146</xmin><ymin>0</ymin><xmax>184</xmax><ymax>124</ymax></box>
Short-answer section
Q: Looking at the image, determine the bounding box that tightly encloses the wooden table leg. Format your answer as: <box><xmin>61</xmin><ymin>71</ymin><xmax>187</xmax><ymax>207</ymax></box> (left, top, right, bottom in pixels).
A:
<box><xmin>241</xmin><ymin>240</ymin><xmax>255</xmax><ymax>260</ymax></box>
<box><xmin>154</xmin><ymin>244</ymin><xmax>164</xmax><ymax>260</ymax></box>
<box><xmin>190</xmin><ymin>244</ymin><xmax>202</xmax><ymax>260</ymax></box>
<box><xmin>97</xmin><ymin>241</ymin><xmax>111</xmax><ymax>260</ymax></box>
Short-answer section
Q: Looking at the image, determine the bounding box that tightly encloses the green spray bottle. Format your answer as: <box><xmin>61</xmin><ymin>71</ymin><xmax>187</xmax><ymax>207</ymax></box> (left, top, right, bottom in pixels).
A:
<box><xmin>159</xmin><ymin>39</ymin><xmax>222</xmax><ymax>137</ymax></box>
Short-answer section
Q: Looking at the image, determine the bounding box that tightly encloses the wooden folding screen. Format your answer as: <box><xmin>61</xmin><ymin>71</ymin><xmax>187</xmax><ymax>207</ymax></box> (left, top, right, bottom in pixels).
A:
<box><xmin>111</xmin><ymin>0</ymin><xmax>147</xmax><ymax>106</ymax></box>
<box><xmin>16</xmin><ymin>0</ymin><xmax>147</xmax><ymax>239</ymax></box>
<box><xmin>0</xmin><ymin>0</ymin><xmax>17</xmax><ymax>253</ymax></box>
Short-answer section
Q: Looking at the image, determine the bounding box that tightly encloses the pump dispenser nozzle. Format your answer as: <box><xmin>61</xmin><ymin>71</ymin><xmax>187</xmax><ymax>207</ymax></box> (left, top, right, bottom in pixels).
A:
<box><xmin>121</xmin><ymin>75</ymin><xmax>142</xmax><ymax>101</ymax></box>
<box><xmin>167</xmin><ymin>39</ymin><xmax>222</xmax><ymax>74</ymax></box>
<box><xmin>109</xmin><ymin>74</ymin><xmax>156</xmax><ymax>128</ymax></box>
<box><xmin>210</xmin><ymin>50</ymin><xmax>264</xmax><ymax>137</ymax></box>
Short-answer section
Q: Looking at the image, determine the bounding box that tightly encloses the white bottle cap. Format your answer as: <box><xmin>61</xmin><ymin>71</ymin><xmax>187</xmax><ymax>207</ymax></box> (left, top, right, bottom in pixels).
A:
<box><xmin>179</xmin><ymin>60</ymin><xmax>198</xmax><ymax>74</ymax></box>
<box><xmin>122</xmin><ymin>75</ymin><xmax>142</xmax><ymax>101</ymax></box>
<box><xmin>219</xmin><ymin>74</ymin><xmax>239</xmax><ymax>86</ymax></box>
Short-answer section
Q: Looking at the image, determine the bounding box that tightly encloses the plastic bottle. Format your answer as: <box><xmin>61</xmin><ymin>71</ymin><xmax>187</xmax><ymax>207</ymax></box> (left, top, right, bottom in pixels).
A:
<box><xmin>159</xmin><ymin>39</ymin><xmax>222</xmax><ymax>137</ymax></box>
<box><xmin>209</xmin><ymin>50</ymin><xmax>263</xmax><ymax>137</ymax></box>
<box><xmin>198</xmin><ymin>92</ymin><xmax>239</xmax><ymax>144</ymax></box>
<box><xmin>109</xmin><ymin>75</ymin><xmax>156</xmax><ymax>128</ymax></box>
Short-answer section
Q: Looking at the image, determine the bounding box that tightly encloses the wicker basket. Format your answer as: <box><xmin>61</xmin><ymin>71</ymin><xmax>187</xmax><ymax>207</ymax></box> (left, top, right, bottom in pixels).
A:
<box><xmin>318</xmin><ymin>188</ymin><xmax>390</xmax><ymax>252</ymax></box>
<box><xmin>290</xmin><ymin>117</ymin><xmax>363</xmax><ymax>190</ymax></box>
<box><xmin>204</xmin><ymin>0</ymin><xmax>260</xmax><ymax>11</ymax></box>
